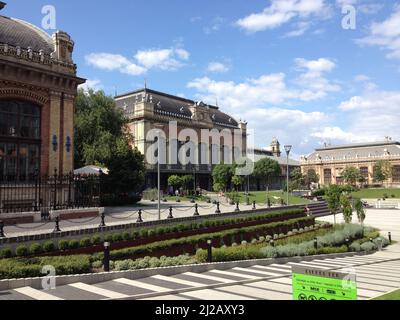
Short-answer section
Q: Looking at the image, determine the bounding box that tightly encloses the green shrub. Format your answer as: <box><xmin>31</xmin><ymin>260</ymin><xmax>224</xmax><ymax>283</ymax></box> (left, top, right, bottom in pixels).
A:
<box><xmin>29</xmin><ymin>243</ymin><xmax>43</xmax><ymax>255</ymax></box>
<box><xmin>349</xmin><ymin>242</ymin><xmax>361</xmax><ymax>252</ymax></box>
<box><xmin>140</xmin><ymin>229</ymin><xmax>148</xmax><ymax>238</ymax></box>
<box><xmin>69</xmin><ymin>240</ymin><xmax>80</xmax><ymax>249</ymax></box>
<box><xmin>58</xmin><ymin>240</ymin><xmax>69</xmax><ymax>251</ymax></box>
<box><xmin>15</xmin><ymin>245</ymin><xmax>29</xmax><ymax>257</ymax></box>
<box><xmin>131</xmin><ymin>231</ymin><xmax>139</xmax><ymax>240</ymax></box>
<box><xmin>148</xmin><ymin>230</ymin><xmax>156</xmax><ymax>237</ymax></box>
<box><xmin>79</xmin><ymin>237</ymin><xmax>91</xmax><ymax>248</ymax></box>
<box><xmin>122</xmin><ymin>232</ymin><xmax>131</xmax><ymax>241</ymax></box>
<box><xmin>43</xmin><ymin>241</ymin><xmax>55</xmax><ymax>252</ymax></box>
<box><xmin>91</xmin><ymin>235</ymin><xmax>102</xmax><ymax>245</ymax></box>
<box><xmin>241</xmin><ymin>241</ymin><xmax>248</xmax><ymax>246</ymax></box>
<box><xmin>104</xmin><ymin>234</ymin><xmax>113</xmax><ymax>243</ymax></box>
<box><xmin>155</xmin><ymin>227</ymin><xmax>165</xmax><ymax>235</ymax></box>
<box><xmin>91</xmin><ymin>260</ymin><xmax>103</xmax><ymax>269</ymax></box>
<box><xmin>0</xmin><ymin>247</ymin><xmax>12</xmax><ymax>259</ymax></box>
<box><xmin>112</xmin><ymin>233</ymin><xmax>123</xmax><ymax>242</ymax></box>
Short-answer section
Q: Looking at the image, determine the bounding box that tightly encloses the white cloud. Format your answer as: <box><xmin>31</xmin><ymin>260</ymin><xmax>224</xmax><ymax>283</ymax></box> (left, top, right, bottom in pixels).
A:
<box><xmin>204</xmin><ymin>16</ymin><xmax>225</xmax><ymax>34</ymax></box>
<box><xmin>357</xmin><ymin>5</ymin><xmax>400</xmax><ymax>60</ymax></box>
<box><xmin>134</xmin><ymin>48</ymin><xmax>189</xmax><ymax>70</ymax></box>
<box><xmin>86</xmin><ymin>45</ymin><xmax>190</xmax><ymax>76</ymax></box>
<box><xmin>236</xmin><ymin>0</ymin><xmax>328</xmax><ymax>33</ymax></box>
<box><xmin>354</xmin><ymin>74</ymin><xmax>370</xmax><ymax>82</ymax></box>
<box><xmin>85</xmin><ymin>53</ymin><xmax>147</xmax><ymax>76</ymax></box>
<box><xmin>78</xmin><ymin>79</ymin><xmax>103</xmax><ymax>92</ymax></box>
<box><xmin>206</xmin><ymin>62</ymin><xmax>230</xmax><ymax>73</ymax></box>
<box><xmin>284</xmin><ymin>21</ymin><xmax>311</xmax><ymax>37</ymax></box>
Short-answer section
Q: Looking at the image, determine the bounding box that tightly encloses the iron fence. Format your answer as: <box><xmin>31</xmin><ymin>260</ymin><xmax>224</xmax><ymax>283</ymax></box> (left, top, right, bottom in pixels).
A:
<box><xmin>0</xmin><ymin>170</ymin><xmax>100</xmax><ymax>218</ymax></box>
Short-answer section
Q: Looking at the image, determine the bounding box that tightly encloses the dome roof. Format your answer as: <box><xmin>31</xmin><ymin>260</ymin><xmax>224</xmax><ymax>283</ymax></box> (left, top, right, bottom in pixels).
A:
<box><xmin>0</xmin><ymin>15</ymin><xmax>54</xmax><ymax>54</ymax></box>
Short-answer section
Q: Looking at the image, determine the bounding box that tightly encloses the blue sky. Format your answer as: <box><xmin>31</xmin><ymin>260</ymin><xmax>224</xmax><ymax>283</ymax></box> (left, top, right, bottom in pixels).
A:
<box><xmin>3</xmin><ymin>0</ymin><xmax>400</xmax><ymax>157</ymax></box>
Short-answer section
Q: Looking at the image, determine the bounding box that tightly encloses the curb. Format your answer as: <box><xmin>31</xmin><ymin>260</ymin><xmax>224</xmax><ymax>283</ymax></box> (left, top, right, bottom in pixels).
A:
<box><xmin>0</xmin><ymin>251</ymin><xmax>367</xmax><ymax>291</ymax></box>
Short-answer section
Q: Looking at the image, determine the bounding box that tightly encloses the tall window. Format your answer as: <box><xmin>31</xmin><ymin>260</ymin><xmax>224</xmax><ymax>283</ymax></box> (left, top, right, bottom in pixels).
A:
<box><xmin>393</xmin><ymin>165</ymin><xmax>400</xmax><ymax>183</ymax></box>
<box><xmin>360</xmin><ymin>167</ymin><xmax>369</xmax><ymax>179</ymax></box>
<box><xmin>324</xmin><ymin>169</ymin><xmax>332</xmax><ymax>185</ymax></box>
<box><xmin>0</xmin><ymin>100</ymin><xmax>41</xmax><ymax>181</ymax></box>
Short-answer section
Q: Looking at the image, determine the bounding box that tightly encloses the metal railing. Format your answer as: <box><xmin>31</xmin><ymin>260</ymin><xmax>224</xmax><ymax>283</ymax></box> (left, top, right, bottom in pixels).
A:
<box><xmin>0</xmin><ymin>170</ymin><xmax>100</xmax><ymax>217</ymax></box>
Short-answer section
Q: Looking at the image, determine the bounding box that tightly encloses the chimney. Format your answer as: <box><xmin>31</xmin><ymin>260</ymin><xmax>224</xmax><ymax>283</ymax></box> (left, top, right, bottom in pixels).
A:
<box><xmin>0</xmin><ymin>2</ymin><xmax>6</xmax><ymax>11</ymax></box>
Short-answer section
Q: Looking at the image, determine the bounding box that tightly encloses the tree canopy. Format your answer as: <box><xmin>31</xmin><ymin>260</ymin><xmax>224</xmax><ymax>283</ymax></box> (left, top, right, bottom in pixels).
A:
<box><xmin>373</xmin><ymin>160</ymin><xmax>392</xmax><ymax>183</ymax></box>
<box><xmin>253</xmin><ymin>158</ymin><xmax>281</xmax><ymax>180</ymax></box>
<box><xmin>342</xmin><ymin>167</ymin><xmax>361</xmax><ymax>186</ymax></box>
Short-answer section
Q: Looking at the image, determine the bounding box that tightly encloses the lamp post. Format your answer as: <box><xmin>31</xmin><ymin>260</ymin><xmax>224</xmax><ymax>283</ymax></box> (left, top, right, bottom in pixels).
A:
<box><xmin>284</xmin><ymin>145</ymin><xmax>292</xmax><ymax>206</ymax></box>
<box><xmin>154</xmin><ymin>125</ymin><xmax>163</xmax><ymax>221</ymax></box>
<box><xmin>207</xmin><ymin>239</ymin><xmax>212</xmax><ymax>263</ymax></box>
<box><xmin>103</xmin><ymin>242</ymin><xmax>110</xmax><ymax>272</ymax></box>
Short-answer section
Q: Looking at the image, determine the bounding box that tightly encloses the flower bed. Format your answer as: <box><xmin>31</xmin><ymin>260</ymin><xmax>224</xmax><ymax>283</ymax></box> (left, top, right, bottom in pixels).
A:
<box><xmin>0</xmin><ymin>208</ymin><xmax>306</xmax><ymax>259</ymax></box>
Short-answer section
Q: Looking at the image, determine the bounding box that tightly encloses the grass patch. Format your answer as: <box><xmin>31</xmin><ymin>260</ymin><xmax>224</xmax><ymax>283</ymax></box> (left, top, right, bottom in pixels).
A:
<box><xmin>351</xmin><ymin>188</ymin><xmax>400</xmax><ymax>199</ymax></box>
<box><xmin>233</xmin><ymin>191</ymin><xmax>311</xmax><ymax>205</ymax></box>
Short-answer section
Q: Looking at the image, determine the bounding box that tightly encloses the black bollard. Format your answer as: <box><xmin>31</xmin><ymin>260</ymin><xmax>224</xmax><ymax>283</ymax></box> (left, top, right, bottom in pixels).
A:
<box><xmin>270</xmin><ymin>240</ymin><xmax>275</xmax><ymax>247</ymax></box>
<box><xmin>136</xmin><ymin>209</ymin><xmax>143</xmax><ymax>223</ymax></box>
<box><xmin>103</xmin><ymin>242</ymin><xmax>110</xmax><ymax>272</ymax></box>
<box><xmin>252</xmin><ymin>201</ymin><xmax>256</xmax><ymax>210</ymax></box>
<box><xmin>215</xmin><ymin>202</ymin><xmax>221</xmax><ymax>214</ymax></box>
<box><xmin>167</xmin><ymin>206</ymin><xmax>174</xmax><ymax>219</ymax></box>
<box><xmin>267</xmin><ymin>198</ymin><xmax>271</xmax><ymax>208</ymax></box>
<box><xmin>0</xmin><ymin>221</ymin><xmax>5</xmax><ymax>238</ymax></box>
<box><xmin>207</xmin><ymin>240</ymin><xmax>212</xmax><ymax>263</ymax></box>
<box><xmin>99</xmin><ymin>211</ymin><xmax>106</xmax><ymax>228</ymax></box>
<box><xmin>235</xmin><ymin>202</ymin><xmax>240</xmax><ymax>212</ymax></box>
<box><xmin>314</xmin><ymin>238</ymin><xmax>318</xmax><ymax>250</ymax></box>
<box><xmin>194</xmin><ymin>203</ymin><xmax>200</xmax><ymax>216</ymax></box>
<box><xmin>53</xmin><ymin>216</ymin><xmax>61</xmax><ymax>233</ymax></box>
<box><xmin>388</xmin><ymin>232</ymin><xmax>392</xmax><ymax>244</ymax></box>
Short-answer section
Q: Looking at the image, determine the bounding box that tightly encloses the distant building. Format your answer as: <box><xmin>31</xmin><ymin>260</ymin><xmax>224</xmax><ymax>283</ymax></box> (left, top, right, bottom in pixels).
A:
<box><xmin>301</xmin><ymin>138</ymin><xmax>400</xmax><ymax>187</ymax></box>
<box><xmin>247</xmin><ymin>138</ymin><xmax>300</xmax><ymax>190</ymax></box>
<box><xmin>115</xmin><ymin>88</ymin><xmax>247</xmax><ymax>191</ymax></box>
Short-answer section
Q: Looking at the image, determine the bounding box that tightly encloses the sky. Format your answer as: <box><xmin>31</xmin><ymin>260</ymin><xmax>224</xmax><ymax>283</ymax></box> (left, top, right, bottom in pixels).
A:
<box><xmin>3</xmin><ymin>0</ymin><xmax>400</xmax><ymax>158</ymax></box>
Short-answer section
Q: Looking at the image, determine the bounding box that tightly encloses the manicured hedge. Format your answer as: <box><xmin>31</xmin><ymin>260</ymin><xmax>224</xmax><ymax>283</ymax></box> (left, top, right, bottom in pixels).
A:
<box><xmin>0</xmin><ymin>255</ymin><xmax>91</xmax><ymax>280</ymax></box>
<box><xmin>92</xmin><ymin>216</ymin><xmax>314</xmax><ymax>261</ymax></box>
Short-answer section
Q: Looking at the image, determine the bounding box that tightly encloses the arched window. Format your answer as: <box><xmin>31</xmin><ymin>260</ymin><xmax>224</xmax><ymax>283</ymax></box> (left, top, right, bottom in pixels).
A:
<box><xmin>0</xmin><ymin>100</ymin><xmax>41</xmax><ymax>181</ymax></box>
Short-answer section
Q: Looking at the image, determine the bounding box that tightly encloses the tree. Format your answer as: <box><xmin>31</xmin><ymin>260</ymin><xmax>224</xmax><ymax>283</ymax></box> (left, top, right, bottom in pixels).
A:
<box><xmin>340</xmin><ymin>194</ymin><xmax>353</xmax><ymax>223</ymax></box>
<box><xmin>212</xmin><ymin>164</ymin><xmax>234</xmax><ymax>192</ymax></box>
<box><xmin>75</xmin><ymin>89</ymin><xmax>145</xmax><ymax>205</ymax></box>
<box><xmin>168</xmin><ymin>175</ymin><xmax>183</xmax><ymax>190</ymax></box>
<box><xmin>181</xmin><ymin>175</ymin><xmax>194</xmax><ymax>193</ymax></box>
<box><xmin>74</xmin><ymin>89</ymin><xmax>125</xmax><ymax>168</ymax></box>
<box><xmin>373</xmin><ymin>160</ymin><xmax>392</xmax><ymax>184</ymax></box>
<box><xmin>289</xmin><ymin>168</ymin><xmax>304</xmax><ymax>191</ymax></box>
<box><xmin>342</xmin><ymin>167</ymin><xmax>361</xmax><ymax>186</ymax></box>
<box><xmin>304</xmin><ymin>169</ymin><xmax>319</xmax><ymax>188</ymax></box>
<box><xmin>325</xmin><ymin>184</ymin><xmax>342</xmax><ymax>223</ymax></box>
<box><xmin>101</xmin><ymin>137</ymin><xmax>145</xmax><ymax>204</ymax></box>
<box><xmin>232</xmin><ymin>175</ymin><xmax>244</xmax><ymax>191</ymax></box>
<box><xmin>354</xmin><ymin>198</ymin><xmax>366</xmax><ymax>226</ymax></box>
<box><xmin>253</xmin><ymin>158</ymin><xmax>281</xmax><ymax>187</ymax></box>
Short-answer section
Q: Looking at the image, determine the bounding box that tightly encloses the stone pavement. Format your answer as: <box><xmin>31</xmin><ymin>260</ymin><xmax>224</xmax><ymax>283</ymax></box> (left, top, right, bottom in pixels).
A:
<box><xmin>3</xmin><ymin>200</ymin><xmax>247</xmax><ymax>237</ymax></box>
<box><xmin>1</xmin><ymin>247</ymin><xmax>399</xmax><ymax>300</ymax></box>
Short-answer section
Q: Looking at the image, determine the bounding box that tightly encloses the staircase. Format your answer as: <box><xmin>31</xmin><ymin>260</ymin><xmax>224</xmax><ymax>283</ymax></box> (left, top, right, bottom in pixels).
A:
<box><xmin>307</xmin><ymin>201</ymin><xmax>332</xmax><ymax>217</ymax></box>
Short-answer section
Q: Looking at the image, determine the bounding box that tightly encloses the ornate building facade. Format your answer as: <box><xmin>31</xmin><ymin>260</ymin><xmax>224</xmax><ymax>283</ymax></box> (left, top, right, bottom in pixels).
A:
<box><xmin>301</xmin><ymin>138</ymin><xmax>400</xmax><ymax>187</ymax></box>
<box><xmin>0</xmin><ymin>2</ymin><xmax>85</xmax><ymax>181</ymax></box>
<box><xmin>115</xmin><ymin>88</ymin><xmax>247</xmax><ymax>191</ymax></box>
<box><xmin>247</xmin><ymin>138</ymin><xmax>300</xmax><ymax>190</ymax></box>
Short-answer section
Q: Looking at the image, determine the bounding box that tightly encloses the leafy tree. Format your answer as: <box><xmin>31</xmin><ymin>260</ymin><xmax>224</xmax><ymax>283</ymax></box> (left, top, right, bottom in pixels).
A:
<box><xmin>340</xmin><ymin>194</ymin><xmax>353</xmax><ymax>224</ymax></box>
<box><xmin>101</xmin><ymin>137</ymin><xmax>145</xmax><ymax>203</ymax></box>
<box><xmin>289</xmin><ymin>168</ymin><xmax>304</xmax><ymax>191</ymax></box>
<box><xmin>325</xmin><ymin>184</ymin><xmax>342</xmax><ymax>223</ymax></box>
<box><xmin>181</xmin><ymin>175</ymin><xmax>194</xmax><ymax>193</ymax></box>
<box><xmin>304</xmin><ymin>169</ymin><xmax>319</xmax><ymax>188</ymax></box>
<box><xmin>342</xmin><ymin>167</ymin><xmax>361</xmax><ymax>186</ymax></box>
<box><xmin>253</xmin><ymin>158</ymin><xmax>281</xmax><ymax>187</ymax></box>
<box><xmin>212</xmin><ymin>164</ymin><xmax>234</xmax><ymax>192</ymax></box>
<box><xmin>75</xmin><ymin>89</ymin><xmax>145</xmax><ymax>205</ymax></box>
<box><xmin>168</xmin><ymin>175</ymin><xmax>183</xmax><ymax>190</ymax></box>
<box><xmin>373</xmin><ymin>160</ymin><xmax>392</xmax><ymax>184</ymax></box>
<box><xmin>354</xmin><ymin>198</ymin><xmax>366</xmax><ymax>226</ymax></box>
<box><xmin>74</xmin><ymin>89</ymin><xmax>125</xmax><ymax>168</ymax></box>
<box><xmin>232</xmin><ymin>175</ymin><xmax>244</xmax><ymax>191</ymax></box>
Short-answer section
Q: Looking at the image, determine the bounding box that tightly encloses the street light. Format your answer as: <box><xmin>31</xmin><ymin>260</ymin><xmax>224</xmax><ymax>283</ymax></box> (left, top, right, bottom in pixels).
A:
<box><xmin>103</xmin><ymin>242</ymin><xmax>110</xmax><ymax>272</ymax></box>
<box><xmin>284</xmin><ymin>145</ymin><xmax>292</xmax><ymax>206</ymax></box>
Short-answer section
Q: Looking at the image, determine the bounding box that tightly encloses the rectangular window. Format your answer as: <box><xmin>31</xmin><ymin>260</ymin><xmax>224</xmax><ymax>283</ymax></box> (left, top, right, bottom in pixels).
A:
<box><xmin>324</xmin><ymin>169</ymin><xmax>332</xmax><ymax>185</ymax></box>
<box><xmin>393</xmin><ymin>166</ymin><xmax>400</xmax><ymax>183</ymax></box>
<box><xmin>360</xmin><ymin>167</ymin><xmax>369</xmax><ymax>179</ymax></box>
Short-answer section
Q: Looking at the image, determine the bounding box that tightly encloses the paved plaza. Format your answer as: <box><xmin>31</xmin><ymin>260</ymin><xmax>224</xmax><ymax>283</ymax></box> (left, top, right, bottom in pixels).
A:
<box><xmin>0</xmin><ymin>209</ymin><xmax>399</xmax><ymax>300</ymax></box>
